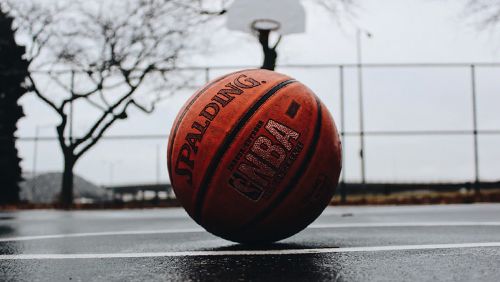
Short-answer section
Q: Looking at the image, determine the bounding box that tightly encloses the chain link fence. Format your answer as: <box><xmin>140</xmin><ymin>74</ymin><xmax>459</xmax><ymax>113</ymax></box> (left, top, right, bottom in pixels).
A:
<box><xmin>15</xmin><ymin>63</ymin><xmax>500</xmax><ymax>202</ymax></box>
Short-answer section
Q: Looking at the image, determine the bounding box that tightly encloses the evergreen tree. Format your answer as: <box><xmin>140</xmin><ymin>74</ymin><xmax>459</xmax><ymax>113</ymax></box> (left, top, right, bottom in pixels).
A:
<box><xmin>0</xmin><ymin>8</ymin><xmax>28</xmax><ymax>205</ymax></box>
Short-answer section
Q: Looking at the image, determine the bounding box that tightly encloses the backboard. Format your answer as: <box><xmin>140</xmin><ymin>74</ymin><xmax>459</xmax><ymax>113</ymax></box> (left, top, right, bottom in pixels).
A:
<box><xmin>226</xmin><ymin>0</ymin><xmax>306</xmax><ymax>35</ymax></box>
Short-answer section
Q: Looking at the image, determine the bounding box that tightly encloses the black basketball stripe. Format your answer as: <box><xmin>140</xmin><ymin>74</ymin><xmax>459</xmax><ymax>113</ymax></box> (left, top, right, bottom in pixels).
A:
<box><xmin>167</xmin><ymin>70</ymin><xmax>249</xmax><ymax>182</ymax></box>
<box><xmin>193</xmin><ymin>79</ymin><xmax>297</xmax><ymax>222</ymax></box>
<box><xmin>237</xmin><ymin>95</ymin><xmax>323</xmax><ymax>231</ymax></box>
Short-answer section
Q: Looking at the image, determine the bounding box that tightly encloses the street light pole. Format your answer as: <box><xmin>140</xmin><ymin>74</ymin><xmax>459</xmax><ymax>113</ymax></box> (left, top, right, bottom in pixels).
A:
<box><xmin>110</xmin><ymin>163</ymin><xmax>114</xmax><ymax>186</ymax></box>
<box><xmin>102</xmin><ymin>160</ymin><xmax>120</xmax><ymax>187</ymax></box>
<box><xmin>356</xmin><ymin>28</ymin><xmax>371</xmax><ymax>191</ymax></box>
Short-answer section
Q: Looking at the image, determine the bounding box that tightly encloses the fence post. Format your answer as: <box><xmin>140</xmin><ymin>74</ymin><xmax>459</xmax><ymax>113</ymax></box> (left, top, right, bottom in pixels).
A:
<box><xmin>204</xmin><ymin>67</ymin><xmax>210</xmax><ymax>84</ymax></box>
<box><xmin>32</xmin><ymin>126</ymin><xmax>39</xmax><ymax>193</ymax></box>
<box><xmin>69</xmin><ymin>70</ymin><xmax>75</xmax><ymax>144</ymax></box>
<box><xmin>339</xmin><ymin>66</ymin><xmax>347</xmax><ymax>203</ymax></box>
<box><xmin>357</xmin><ymin>59</ymin><xmax>367</xmax><ymax>193</ymax></box>
<box><xmin>470</xmin><ymin>65</ymin><xmax>480</xmax><ymax>194</ymax></box>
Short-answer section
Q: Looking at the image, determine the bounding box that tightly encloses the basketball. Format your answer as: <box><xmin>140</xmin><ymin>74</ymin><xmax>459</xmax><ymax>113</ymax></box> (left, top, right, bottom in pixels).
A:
<box><xmin>167</xmin><ymin>69</ymin><xmax>342</xmax><ymax>243</ymax></box>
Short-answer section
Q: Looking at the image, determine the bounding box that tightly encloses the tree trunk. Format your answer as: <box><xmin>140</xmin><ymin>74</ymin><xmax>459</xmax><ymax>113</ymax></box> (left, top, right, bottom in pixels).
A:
<box><xmin>60</xmin><ymin>155</ymin><xmax>76</xmax><ymax>209</ymax></box>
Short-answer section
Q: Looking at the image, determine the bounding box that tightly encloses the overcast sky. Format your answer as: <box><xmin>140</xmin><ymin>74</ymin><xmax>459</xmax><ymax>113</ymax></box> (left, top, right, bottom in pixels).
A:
<box><xmin>16</xmin><ymin>0</ymin><xmax>500</xmax><ymax>186</ymax></box>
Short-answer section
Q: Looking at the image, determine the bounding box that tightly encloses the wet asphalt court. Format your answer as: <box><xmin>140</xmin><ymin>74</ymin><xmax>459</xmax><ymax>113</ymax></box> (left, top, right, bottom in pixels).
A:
<box><xmin>1</xmin><ymin>204</ymin><xmax>499</xmax><ymax>281</ymax></box>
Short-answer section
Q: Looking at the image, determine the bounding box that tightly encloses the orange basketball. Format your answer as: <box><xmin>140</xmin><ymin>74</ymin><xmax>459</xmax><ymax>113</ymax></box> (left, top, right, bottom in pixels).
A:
<box><xmin>167</xmin><ymin>69</ymin><xmax>342</xmax><ymax>243</ymax></box>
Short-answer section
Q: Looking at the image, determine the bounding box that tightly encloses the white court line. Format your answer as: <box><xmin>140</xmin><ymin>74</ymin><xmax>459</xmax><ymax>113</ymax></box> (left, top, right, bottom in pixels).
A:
<box><xmin>309</xmin><ymin>222</ymin><xmax>500</xmax><ymax>229</ymax></box>
<box><xmin>1</xmin><ymin>222</ymin><xmax>500</xmax><ymax>242</ymax></box>
<box><xmin>0</xmin><ymin>228</ymin><xmax>203</xmax><ymax>242</ymax></box>
<box><xmin>1</xmin><ymin>242</ymin><xmax>500</xmax><ymax>260</ymax></box>
<box><xmin>321</xmin><ymin>204</ymin><xmax>500</xmax><ymax>215</ymax></box>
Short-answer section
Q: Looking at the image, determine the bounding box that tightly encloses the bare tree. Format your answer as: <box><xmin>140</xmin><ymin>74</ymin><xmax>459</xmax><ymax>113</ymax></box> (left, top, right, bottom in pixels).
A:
<box><xmin>313</xmin><ymin>0</ymin><xmax>356</xmax><ymax>21</ymax></box>
<box><xmin>465</xmin><ymin>0</ymin><xmax>500</xmax><ymax>30</ymax></box>
<box><xmin>6</xmin><ymin>0</ymin><xmax>214</xmax><ymax>208</ymax></box>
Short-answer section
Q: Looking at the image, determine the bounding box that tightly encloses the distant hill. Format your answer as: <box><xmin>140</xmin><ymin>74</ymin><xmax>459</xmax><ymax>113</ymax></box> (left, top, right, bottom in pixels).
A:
<box><xmin>19</xmin><ymin>172</ymin><xmax>109</xmax><ymax>204</ymax></box>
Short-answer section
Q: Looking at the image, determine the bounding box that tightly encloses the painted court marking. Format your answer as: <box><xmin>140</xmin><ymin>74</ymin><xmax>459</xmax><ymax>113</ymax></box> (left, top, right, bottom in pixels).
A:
<box><xmin>309</xmin><ymin>222</ymin><xmax>500</xmax><ymax>228</ymax></box>
<box><xmin>1</xmin><ymin>242</ymin><xmax>500</xmax><ymax>260</ymax></box>
<box><xmin>1</xmin><ymin>222</ymin><xmax>500</xmax><ymax>242</ymax></box>
<box><xmin>0</xmin><ymin>228</ymin><xmax>203</xmax><ymax>242</ymax></box>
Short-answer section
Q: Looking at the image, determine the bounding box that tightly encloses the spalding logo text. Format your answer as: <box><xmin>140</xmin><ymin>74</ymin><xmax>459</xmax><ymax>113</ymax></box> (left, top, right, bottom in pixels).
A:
<box><xmin>175</xmin><ymin>75</ymin><xmax>262</xmax><ymax>185</ymax></box>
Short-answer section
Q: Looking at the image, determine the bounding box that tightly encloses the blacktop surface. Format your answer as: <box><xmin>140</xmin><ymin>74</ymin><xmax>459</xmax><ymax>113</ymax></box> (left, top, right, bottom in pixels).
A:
<box><xmin>1</xmin><ymin>204</ymin><xmax>500</xmax><ymax>281</ymax></box>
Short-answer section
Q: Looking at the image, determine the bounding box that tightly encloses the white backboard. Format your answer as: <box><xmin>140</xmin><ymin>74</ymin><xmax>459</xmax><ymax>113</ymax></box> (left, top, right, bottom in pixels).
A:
<box><xmin>226</xmin><ymin>0</ymin><xmax>306</xmax><ymax>35</ymax></box>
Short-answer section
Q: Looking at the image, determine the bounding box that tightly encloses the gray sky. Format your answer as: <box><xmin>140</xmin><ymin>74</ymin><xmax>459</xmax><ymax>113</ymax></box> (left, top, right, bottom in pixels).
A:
<box><xmin>17</xmin><ymin>0</ymin><xmax>500</xmax><ymax>186</ymax></box>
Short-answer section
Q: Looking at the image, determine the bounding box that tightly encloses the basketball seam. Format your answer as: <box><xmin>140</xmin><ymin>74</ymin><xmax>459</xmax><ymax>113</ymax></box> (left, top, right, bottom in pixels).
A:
<box><xmin>236</xmin><ymin>95</ymin><xmax>323</xmax><ymax>232</ymax></box>
<box><xmin>167</xmin><ymin>70</ymin><xmax>250</xmax><ymax>183</ymax></box>
<box><xmin>193</xmin><ymin>79</ymin><xmax>297</xmax><ymax>222</ymax></box>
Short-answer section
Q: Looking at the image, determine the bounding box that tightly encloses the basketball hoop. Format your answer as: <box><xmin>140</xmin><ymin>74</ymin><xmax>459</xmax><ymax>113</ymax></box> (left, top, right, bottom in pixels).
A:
<box><xmin>225</xmin><ymin>0</ymin><xmax>305</xmax><ymax>36</ymax></box>
<box><xmin>225</xmin><ymin>0</ymin><xmax>306</xmax><ymax>70</ymax></box>
<box><xmin>251</xmin><ymin>19</ymin><xmax>281</xmax><ymax>32</ymax></box>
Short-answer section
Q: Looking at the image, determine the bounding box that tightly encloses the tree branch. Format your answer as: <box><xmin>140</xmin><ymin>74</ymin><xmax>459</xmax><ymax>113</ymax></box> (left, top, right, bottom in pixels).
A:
<box><xmin>74</xmin><ymin>97</ymin><xmax>141</xmax><ymax>159</ymax></box>
<box><xmin>27</xmin><ymin>75</ymin><xmax>62</xmax><ymax>115</ymax></box>
<box><xmin>73</xmin><ymin>63</ymin><xmax>154</xmax><ymax>148</ymax></box>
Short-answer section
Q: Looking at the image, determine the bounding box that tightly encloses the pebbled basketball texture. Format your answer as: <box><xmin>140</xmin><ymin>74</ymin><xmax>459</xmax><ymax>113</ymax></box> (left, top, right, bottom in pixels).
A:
<box><xmin>167</xmin><ymin>69</ymin><xmax>342</xmax><ymax>243</ymax></box>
